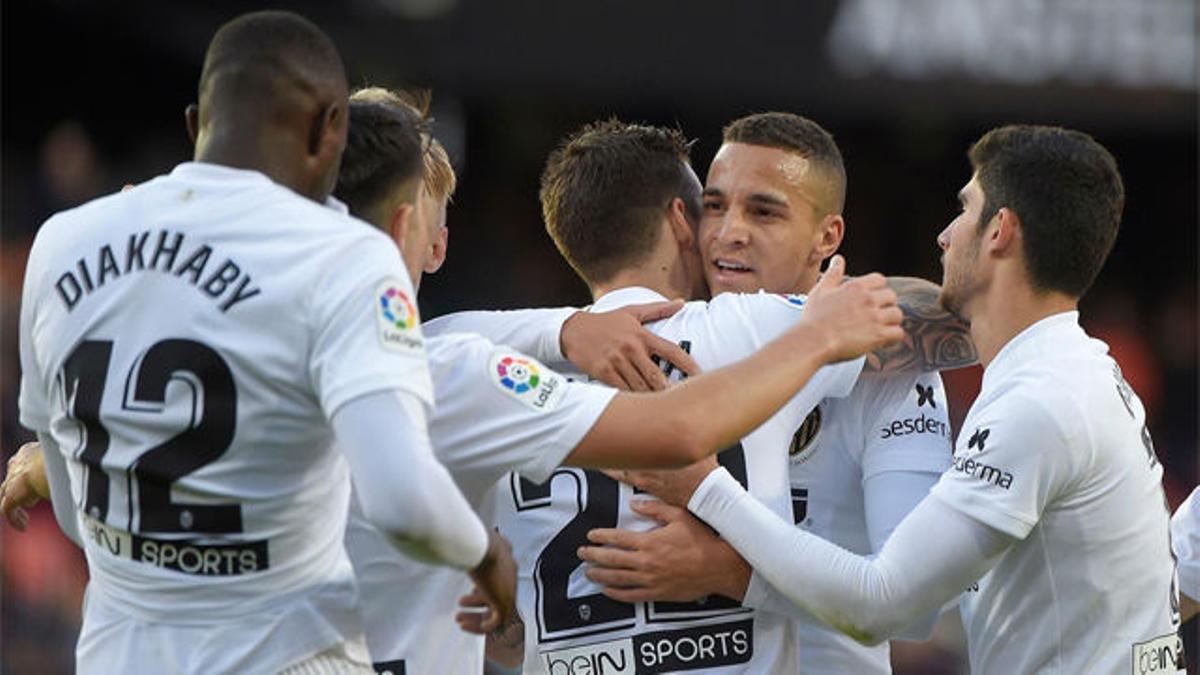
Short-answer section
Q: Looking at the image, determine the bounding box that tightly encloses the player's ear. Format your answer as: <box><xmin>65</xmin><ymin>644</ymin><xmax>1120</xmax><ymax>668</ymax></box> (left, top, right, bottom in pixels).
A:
<box><xmin>987</xmin><ymin>207</ymin><xmax>1020</xmax><ymax>257</ymax></box>
<box><xmin>387</xmin><ymin>203</ymin><xmax>415</xmax><ymax>249</ymax></box>
<box><xmin>424</xmin><ymin>226</ymin><xmax>448</xmax><ymax>274</ymax></box>
<box><xmin>811</xmin><ymin>213</ymin><xmax>844</xmax><ymax>265</ymax></box>
<box><xmin>308</xmin><ymin>100</ymin><xmax>345</xmax><ymax>159</ymax></box>
<box><xmin>184</xmin><ymin>104</ymin><xmax>200</xmax><ymax>145</ymax></box>
<box><xmin>667</xmin><ymin>197</ymin><xmax>695</xmax><ymax>249</ymax></box>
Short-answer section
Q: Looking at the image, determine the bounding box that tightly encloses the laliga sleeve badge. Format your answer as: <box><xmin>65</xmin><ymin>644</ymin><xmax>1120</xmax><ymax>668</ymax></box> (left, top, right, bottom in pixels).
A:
<box><xmin>376</xmin><ymin>280</ymin><xmax>424</xmax><ymax>352</ymax></box>
<box><xmin>489</xmin><ymin>351</ymin><xmax>567</xmax><ymax>412</ymax></box>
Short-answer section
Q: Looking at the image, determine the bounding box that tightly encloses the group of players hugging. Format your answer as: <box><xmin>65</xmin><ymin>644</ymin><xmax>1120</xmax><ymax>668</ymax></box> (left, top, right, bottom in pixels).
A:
<box><xmin>4</xmin><ymin>10</ymin><xmax>1194</xmax><ymax>675</ymax></box>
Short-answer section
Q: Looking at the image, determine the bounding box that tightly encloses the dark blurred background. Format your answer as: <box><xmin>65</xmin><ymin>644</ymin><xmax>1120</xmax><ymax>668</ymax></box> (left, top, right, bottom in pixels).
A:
<box><xmin>1</xmin><ymin>1</ymin><xmax>1196</xmax><ymax>672</ymax></box>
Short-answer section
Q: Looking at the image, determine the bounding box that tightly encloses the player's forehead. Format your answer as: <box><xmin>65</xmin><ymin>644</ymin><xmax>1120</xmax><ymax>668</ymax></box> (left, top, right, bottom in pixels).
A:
<box><xmin>705</xmin><ymin>142</ymin><xmax>813</xmax><ymax>207</ymax></box>
<box><xmin>959</xmin><ymin>175</ymin><xmax>985</xmax><ymax>206</ymax></box>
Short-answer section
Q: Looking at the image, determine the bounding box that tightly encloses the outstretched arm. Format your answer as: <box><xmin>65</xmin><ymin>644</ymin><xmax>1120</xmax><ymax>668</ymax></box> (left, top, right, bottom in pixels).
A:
<box><xmin>864</xmin><ymin>277</ymin><xmax>977</xmax><ymax>374</ymax></box>
<box><xmin>564</xmin><ymin>259</ymin><xmax>903</xmax><ymax>470</ymax></box>
<box><xmin>687</xmin><ymin>468</ymin><xmax>1009</xmax><ymax>645</ymax></box>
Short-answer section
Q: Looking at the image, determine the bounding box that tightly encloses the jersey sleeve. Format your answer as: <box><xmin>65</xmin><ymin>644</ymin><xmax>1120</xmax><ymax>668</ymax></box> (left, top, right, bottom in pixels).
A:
<box><xmin>432</xmin><ymin>338</ymin><xmax>617</xmax><ymax>488</ymax></box>
<box><xmin>857</xmin><ymin>372</ymin><xmax>952</xmax><ymax>478</ymax></box>
<box><xmin>308</xmin><ymin>234</ymin><xmax>434</xmax><ymax>418</ymax></box>
<box><xmin>18</xmin><ymin>225</ymin><xmax>53</xmax><ymax>432</ymax></box>
<box><xmin>1172</xmin><ymin>487</ymin><xmax>1200</xmax><ymax>601</ymax></box>
<box><xmin>929</xmin><ymin>393</ymin><xmax>1078</xmax><ymax>539</ymax></box>
<box><xmin>707</xmin><ymin>292</ymin><xmax>864</xmax><ymax>416</ymax></box>
<box><xmin>423</xmin><ymin>306</ymin><xmax>578</xmax><ymax>364</ymax></box>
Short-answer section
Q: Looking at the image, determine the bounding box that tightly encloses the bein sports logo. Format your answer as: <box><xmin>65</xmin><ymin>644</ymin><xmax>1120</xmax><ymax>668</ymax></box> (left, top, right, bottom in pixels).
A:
<box><xmin>380</xmin><ymin>286</ymin><xmax>417</xmax><ymax>330</ymax></box>
<box><xmin>497</xmin><ymin>355</ymin><xmax>541</xmax><ymax>394</ymax></box>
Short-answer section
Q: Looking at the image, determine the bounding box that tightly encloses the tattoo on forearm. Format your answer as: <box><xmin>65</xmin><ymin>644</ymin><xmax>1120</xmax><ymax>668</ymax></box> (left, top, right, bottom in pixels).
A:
<box><xmin>864</xmin><ymin>277</ymin><xmax>978</xmax><ymax>374</ymax></box>
<box><xmin>490</xmin><ymin>611</ymin><xmax>525</xmax><ymax>650</ymax></box>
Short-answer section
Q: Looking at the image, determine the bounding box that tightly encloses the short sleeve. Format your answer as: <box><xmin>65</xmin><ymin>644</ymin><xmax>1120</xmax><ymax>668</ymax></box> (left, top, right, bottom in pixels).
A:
<box><xmin>706</xmin><ymin>291</ymin><xmax>864</xmax><ymax>420</ymax></box>
<box><xmin>858</xmin><ymin>372</ymin><xmax>953</xmax><ymax>479</ymax></box>
<box><xmin>19</xmin><ymin>229</ymin><xmax>51</xmax><ymax>432</ymax></box>
<box><xmin>308</xmin><ymin>235</ymin><xmax>434</xmax><ymax>418</ymax></box>
<box><xmin>424</xmin><ymin>306</ymin><xmax>578</xmax><ymax>365</ymax></box>
<box><xmin>930</xmin><ymin>394</ymin><xmax>1077</xmax><ymax>539</ymax></box>
<box><xmin>1172</xmin><ymin>488</ymin><xmax>1200</xmax><ymax>601</ymax></box>
<box><xmin>430</xmin><ymin>338</ymin><xmax>617</xmax><ymax>490</ymax></box>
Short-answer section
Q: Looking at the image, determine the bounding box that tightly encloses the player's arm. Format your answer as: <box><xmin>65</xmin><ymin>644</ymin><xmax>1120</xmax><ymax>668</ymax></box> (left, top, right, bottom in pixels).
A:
<box><xmin>426</xmin><ymin>302</ymin><xmax>699</xmax><ymax>391</ymax></box>
<box><xmin>564</xmin><ymin>258</ymin><xmax>903</xmax><ymax>469</ymax></box>
<box><xmin>1</xmin><ymin>438</ymin><xmax>82</xmax><ymax>547</ymax></box>
<box><xmin>1171</xmin><ymin>487</ymin><xmax>1200</xmax><ymax>623</ymax></box>
<box><xmin>864</xmin><ymin>277</ymin><xmax>977</xmax><ymax>374</ymax></box>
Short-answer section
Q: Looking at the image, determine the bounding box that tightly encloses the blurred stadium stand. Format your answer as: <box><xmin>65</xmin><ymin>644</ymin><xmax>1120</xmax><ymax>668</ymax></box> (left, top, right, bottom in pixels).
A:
<box><xmin>2</xmin><ymin>1</ymin><xmax>1195</xmax><ymax>672</ymax></box>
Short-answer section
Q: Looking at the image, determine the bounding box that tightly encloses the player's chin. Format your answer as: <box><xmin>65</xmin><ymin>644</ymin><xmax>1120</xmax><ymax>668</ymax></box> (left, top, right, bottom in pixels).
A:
<box><xmin>705</xmin><ymin>272</ymin><xmax>759</xmax><ymax>296</ymax></box>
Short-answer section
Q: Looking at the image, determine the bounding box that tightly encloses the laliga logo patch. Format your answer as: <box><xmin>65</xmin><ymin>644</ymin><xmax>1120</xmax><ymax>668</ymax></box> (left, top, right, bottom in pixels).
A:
<box><xmin>380</xmin><ymin>285</ymin><xmax>416</xmax><ymax>330</ymax></box>
<box><xmin>375</xmin><ymin>279</ymin><xmax>423</xmax><ymax>351</ymax></box>
<box><xmin>489</xmin><ymin>352</ymin><xmax>567</xmax><ymax>412</ymax></box>
<box><xmin>497</xmin><ymin>355</ymin><xmax>540</xmax><ymax>393</ymax></box>
<box><xmin>789</xmin><ymin>406</ymin><xmax>822</xmax><ymax>465</ymax></box>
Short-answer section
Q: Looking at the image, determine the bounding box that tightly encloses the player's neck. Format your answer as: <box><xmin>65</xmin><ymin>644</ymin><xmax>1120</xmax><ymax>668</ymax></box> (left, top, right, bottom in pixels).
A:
<box><xmin>968</xmin><ymin>277</ymin><xmax>1077</xmax><ymax>368</ymax></box>
<box><xmin>590</xmin><ymin>231</ymin><xmax>699</xmax><ymax>301</ymax></box>
<box><xmin>590</xmin><ymin>260</ymin><xmax>694</xmax><ymax>303</ymax></box>
<box><xmin>195</xmin><ymin>129</ymin><xmax>320</xmax><ymax>202</ymax></box>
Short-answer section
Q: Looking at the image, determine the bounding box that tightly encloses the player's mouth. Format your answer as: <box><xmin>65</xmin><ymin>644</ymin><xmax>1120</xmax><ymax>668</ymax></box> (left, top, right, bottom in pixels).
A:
<box><xmin>712</xmin><ymin>258</ymin><xmax>755</xmax><ymax>284</ymax></box>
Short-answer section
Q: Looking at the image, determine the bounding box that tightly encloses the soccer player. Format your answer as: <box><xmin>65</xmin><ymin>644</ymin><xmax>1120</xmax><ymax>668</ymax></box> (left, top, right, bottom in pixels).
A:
<box><xmin>15</xmin><ymin>12</ymin><xmax>505</xmax><ymax>673</ymax></box>
<box><xmin>578</xmin><ymin>112</ymin><xmax>959</xmax><ymax>674</ymax></box>
<box><xmin>427</xmin><ymin>120</ymin><xmax>972</xmax><ymax>674</ymax></box>
<box><xmin>610</xmin><ymin>125</ymin><xmax>1185</xmax><ymax>674</ymax></box>
<box><xmin>1172</xmin><ymin>487</ymin><xmax>1199</xmax><ymax>622</ymax></box>
<box><xmin>332</xmin><ymin>89</ymin><xmax>904</xmax><ymax>673</ymax></box>
<box><xmin>5</xmin><ymin>89</ymin><xmax>906</xmax><ymax>673</ymax></box>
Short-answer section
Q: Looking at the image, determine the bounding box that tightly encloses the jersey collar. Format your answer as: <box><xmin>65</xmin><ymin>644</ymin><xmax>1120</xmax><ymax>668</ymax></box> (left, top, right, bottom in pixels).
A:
<box><xmin>590</xmin><ymin>286</ymin><xmax>671</xmax><ymax>313</ymax></box>
<box><xmin>169</xmin><ymin>161</ymin><xmax>276</xmax><ymax>187</ymax></box>
<box><xmin>982</xmin><ymin>310</ymin><xmax>1083</xmax><ymax>390</ymax></box>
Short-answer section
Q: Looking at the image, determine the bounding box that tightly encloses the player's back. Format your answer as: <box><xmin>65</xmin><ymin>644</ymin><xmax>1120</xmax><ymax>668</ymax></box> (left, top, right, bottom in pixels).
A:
<box><xmin>492</xmin><ymin>286</ymin><xmax>863</xmax><ymax>675</ymax></box>
<box><xmin>345</xmin><ymin>332</ymin><xmax>615</xmax><ymax>673</ymax></box>
<box><xmin>949</xmin><ymin>314</ymin><xmax>1181</xmax><ymax>673</ymax></box>
<box><xmin>19</xmin><ymin>163</ymin><xmax>425</xmax><ymax>672</ymax></box>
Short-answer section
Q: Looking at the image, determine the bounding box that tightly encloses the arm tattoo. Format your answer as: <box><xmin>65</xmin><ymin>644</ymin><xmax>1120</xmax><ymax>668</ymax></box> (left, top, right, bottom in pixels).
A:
<box><xmin>863</xmin><ymin>277</ymin><xmax>978</xmax><ymax>374</ymax></box>
<box><xmin>486</xmin><ymin>611</ymin><xmax>526</xmax><ymax>666</ymax></box>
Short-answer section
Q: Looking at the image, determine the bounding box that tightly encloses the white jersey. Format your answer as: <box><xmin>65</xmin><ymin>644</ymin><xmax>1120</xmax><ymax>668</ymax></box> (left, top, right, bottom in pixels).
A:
<box><xmin>344</xmin><ymin>333</ymin><xmax>617</xmax><ymax>674</ymax></box>
<box><xmin>784</xmin><ymin>371</ymin><xmax>950</xmax><ymax>673</ymax></box>
<box><xmin>929</xmin><ymin>312</ymin><xmax>1183</xmax><ymax>674</ymax></box>
<box><xmin>459</xmin><ymin>286</ymin><xmax>864</xmax><ymax>675</ymax></box>
<box><xmin>18</xmin><ymin>162</ymin><xmax>433</xmax><ymax>674</ymax></box>
<box><xmin>1171</xmin><ymin>487</ymin><xmax>1200</xmax><ymax>605</ymax></box>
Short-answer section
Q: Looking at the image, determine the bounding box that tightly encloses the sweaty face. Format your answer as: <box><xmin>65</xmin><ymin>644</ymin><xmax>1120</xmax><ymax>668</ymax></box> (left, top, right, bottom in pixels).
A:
<box><xmin>937</xmin><ymin>176</ymin><xmax>987</xmax><ymax>320</ymax></box>
<box><xmin>700</xmin><ymin>143</ymin><xmax>833</xmax><ymax>295</ymax></box>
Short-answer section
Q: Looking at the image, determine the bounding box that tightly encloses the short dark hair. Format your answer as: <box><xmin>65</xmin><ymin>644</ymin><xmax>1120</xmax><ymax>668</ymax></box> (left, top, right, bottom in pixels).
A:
<box><xmin>336</xmin><ymin>89</ymin><xmax>430</xmax><ymax>221</ymax></box>
<box><xmin>722</xmin><ymin>112</ymin><xmax>847</xmax><ymax>214</ymax></box>
<box><xmin>969</xmin><ymin>125</ymin><xmax>1124</xmax><ymax>298</ymax></box>
<box><xmin>540</xmin><ymin>119</ymin><xmax>699</xmax><ymax>286</ymax></box>
<box><xmin>201</xmin><ymin>11</ymin><xmax>345</xmax><ymax>104</ymax></box>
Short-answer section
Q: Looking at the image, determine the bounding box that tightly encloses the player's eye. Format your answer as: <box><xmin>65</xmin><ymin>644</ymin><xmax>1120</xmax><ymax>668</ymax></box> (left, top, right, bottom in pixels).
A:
<box><xmin>703</xmin><ymin>200</ymin><xmax>723</xmax><ymax>213</ymax></box>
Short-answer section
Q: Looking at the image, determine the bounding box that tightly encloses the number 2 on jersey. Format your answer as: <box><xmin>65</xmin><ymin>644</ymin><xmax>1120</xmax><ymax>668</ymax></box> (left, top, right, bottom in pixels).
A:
<box><xmin>61</xmin><ymin>338</ymin><xmax>240</xmax><ymax>534</ymax></box>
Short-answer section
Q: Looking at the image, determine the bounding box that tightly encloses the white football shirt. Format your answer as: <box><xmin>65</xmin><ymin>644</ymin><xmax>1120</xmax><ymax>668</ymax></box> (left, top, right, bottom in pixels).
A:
<box><xmin>1171</xmin><ymin>487</ymin><xmax>1200</xmax><ymax>606</ymax></box>
<box><xmin>344</xmin><ymin>333</ymin><xmax>617</xmax><ymax>674</ymax></box>
<box><xmin>930</xmin><ymin>312</ymin><xmax>1183</xmax><ymax>674</ymax></box>
<box><xmin>781</xmin><ymin>371</ymin><xmax>951</xmax><ymax>673</ymax></box>
<box><xmin>18</xmin><ymin>162</ymin><xmax>433</xmax><ymax>674</ymax></box>
<box><xmin>458</xmin><ymin>286</ymin><xmax>864</xmax><ymax>675</ymax></box>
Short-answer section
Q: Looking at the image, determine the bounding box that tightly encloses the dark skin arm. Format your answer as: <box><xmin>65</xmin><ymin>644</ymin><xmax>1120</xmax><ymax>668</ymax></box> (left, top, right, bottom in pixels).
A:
<box><xmin>864</xmin><ymin>277</ymin><xmax>977</xmax><ymax>374</ymax></box>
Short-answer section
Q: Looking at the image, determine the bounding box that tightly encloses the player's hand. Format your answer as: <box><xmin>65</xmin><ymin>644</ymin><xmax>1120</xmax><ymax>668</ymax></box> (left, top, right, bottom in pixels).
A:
<box><xmin>579</xmin><ymin>499</ymin><xmax>751</xmax><ymax>604</ymax></box>
<box><xmin>1</xmin><ymin>442</ymin><xmax>50</xmax><ymax>531</ymax></box>
<box><xmin>457</xmin><ymin>529</ymin><xmax>517</xmax><ymax>634</ymax></box>
<box><xmin>560</xmin><ymin>301</ymin><xmax>700</xmax><ymax>392</ymax></box>
<box><xmin>800</xmin><ymin>255</ymin><xmax>904</xmax><ymax>362</ymax></box>
<box><xmin>606</xmin><ymin>454</ymin><xmax>720</xmax><ymax>507</ymax></box>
